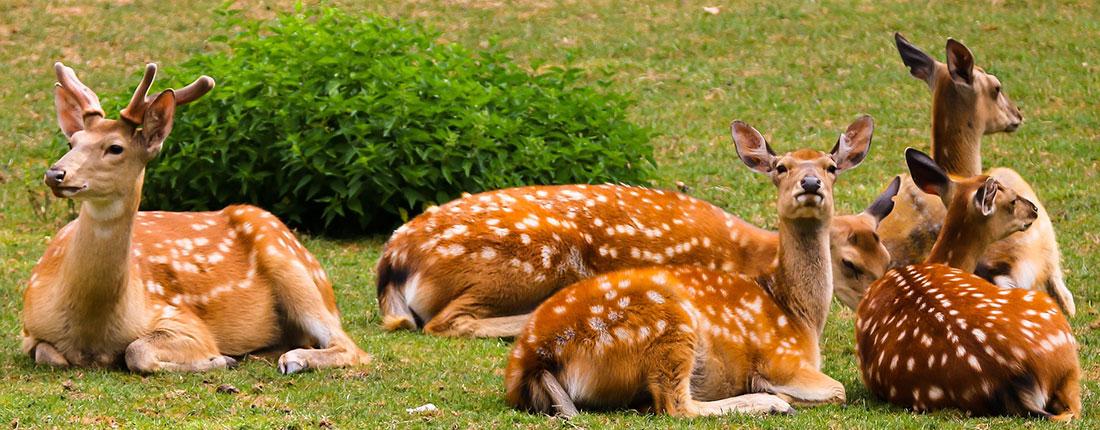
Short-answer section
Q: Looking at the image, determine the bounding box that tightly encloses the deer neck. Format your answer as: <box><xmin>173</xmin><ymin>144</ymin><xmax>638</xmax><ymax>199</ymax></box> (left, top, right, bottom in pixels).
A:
<box><xmin>923</xmin><ymin>205</ymin><xmax>988</xmax><ymax>272</ymax></box>
<box><xmin>58</xmin><ymin>176</ymin><xmax>146</xmax><ymax>325</ymax></box>
<box><xmin>930</xmin><ymin>89</ymin><xmax>984</xmax><ymax>177</ymax></box>
<box><xmin>771</xmin><ymin>216</ymin><xmax>832</xmax><ymax>340</ymax></box>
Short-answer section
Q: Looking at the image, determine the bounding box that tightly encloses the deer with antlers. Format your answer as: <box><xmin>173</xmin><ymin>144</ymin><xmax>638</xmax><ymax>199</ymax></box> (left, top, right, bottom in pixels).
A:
<box><xmin>856</xmin><ymin>148</ymin><xmax>1079</xmax><ymax>419</ymax></box>
<box><xmin>376</xmin><ymin>120</ymin><xmax>896</xmax><ymax>338</ymax></box>
<box><xmin>878</xmin><ymin>33</ymin><xmax>1073</xmax><ymax>316</ymax></box>
<box><xmin>504</xmin><ymin>117</ymin><xmax>873</xmax><ymax>416</ymax></box>
<box><xmin>21</xmin><ymin>63</ymin><xmax>369</xmax><ymax>373</ymax></box>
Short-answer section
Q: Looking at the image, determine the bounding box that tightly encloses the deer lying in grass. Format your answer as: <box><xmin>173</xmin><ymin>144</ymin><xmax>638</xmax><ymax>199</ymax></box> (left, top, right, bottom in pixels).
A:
<box><xmin>21</xmin><ymin>63</ymin><xmax>369</xmax><ymax>374</ymax></box>
<box><xmin>376</xmin><ymin>119</ymin><xmax>895</xmax><ymax>337</ymax></box>
<box><xmin>857</xmin><ymin>148</ymin><xmax>1079</xmax><ymax>419</ymax></box>
<box><xmin>878</xmin><ymin>33</ymin><xmax>1073</xmax><ymax>316</ymax></box>
<box><xmin>504</xmin><ymin>117</ymin><xmax>873</xmax><ymax>417</ymax></box>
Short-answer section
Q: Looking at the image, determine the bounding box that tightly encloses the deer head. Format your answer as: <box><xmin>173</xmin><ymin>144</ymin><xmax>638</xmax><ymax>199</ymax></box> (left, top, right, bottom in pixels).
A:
<box><xmin>895</xmin><ymin>33</ymin><xmax>1022</xmax><ymax>134</ymax></box>
<box><xmin>907</xmin><ymin>147</ymin><xmax>1038</xmax><ymax>245</ymax></box>
<box><xmin>731</xmin><ymin>115</ymin><xmax>873</xmax><ymax>222</ymax></box>
<box><xmin>831</xmin><ymin>176</ymin><xmax>899</xmax><ymax>309</ymax></box>
<box><xmin>45</xmin><ymin>63</ymin><xmax>214</xmax><ymax>203</ymax></box>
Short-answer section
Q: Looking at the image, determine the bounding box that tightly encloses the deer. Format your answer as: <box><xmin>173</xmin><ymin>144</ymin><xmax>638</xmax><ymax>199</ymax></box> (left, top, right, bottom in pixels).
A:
<box><xmin>503</xmin><ymin>117</ymin><xmax>873</xmax><ymax>417</ymax></box>
<box><xmin>21</xmin><ymin>63</ymin><xmax>370</xmax><ymax>374</ymax></box>
<box><xmin>877</xmin><ymin>33</ymin><xmax>1073</xmax><ymax>316</ymax></box>
<box><xmin>856</xmin><ymin>148</ymin><xmax>1079</xmax><ymax>420</ymax></box>
<box><xmin>376</xmin><ymin>117</ymin><xmax>895</xmax><ymax>338</ymax></box>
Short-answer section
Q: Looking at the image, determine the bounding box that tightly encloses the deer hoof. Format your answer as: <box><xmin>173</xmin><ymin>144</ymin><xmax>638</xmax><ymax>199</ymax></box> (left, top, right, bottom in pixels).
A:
<box><xmin>222</xmin><ymin>356</ymin><xmax>239</xmax><ymax>369</ymax></box>
<box><xmin>279</xmin><ymin>360</ymin><xmax>305</xmax><ymax>375</ymax></box>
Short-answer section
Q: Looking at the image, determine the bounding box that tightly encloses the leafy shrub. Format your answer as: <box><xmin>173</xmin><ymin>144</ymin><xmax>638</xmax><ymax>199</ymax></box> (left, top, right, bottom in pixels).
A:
<box><xmin>128</xmin><ymin>7</ymin><xmax>655</xmax><ymax>235</ymax></box>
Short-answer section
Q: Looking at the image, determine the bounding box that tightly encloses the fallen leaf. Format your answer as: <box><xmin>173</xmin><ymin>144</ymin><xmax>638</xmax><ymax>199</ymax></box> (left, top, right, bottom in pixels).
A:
<box><xmin>703</xmin><ymin>6</ymin><xmax>721</xmax><ymax>15</ymax></box>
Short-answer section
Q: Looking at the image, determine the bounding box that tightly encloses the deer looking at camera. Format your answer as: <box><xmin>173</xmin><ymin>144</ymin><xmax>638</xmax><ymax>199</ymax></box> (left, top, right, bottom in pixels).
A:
<box><xmin>376</xmin><ymin>119</ymin><xmax>895</xmax><ymax>338</ymax></box>
<box><xmin>21</xmin><ymin>63</ymin><xmax>369</xmax><ymax>374</ymax></box>
<box><xmin>857</xmin><ymin>148</ymin><xmax>1079</xmax><ymax>420</ymax></box>
<box><xmin>504</xmin><ymin>117</ymin><xmax>873</xmax><ymax>417</ymax></box>
<box><xmin>878</xmin><ymin>33</ymin><xmax>1072</xmax><ymax>316</ymax></box>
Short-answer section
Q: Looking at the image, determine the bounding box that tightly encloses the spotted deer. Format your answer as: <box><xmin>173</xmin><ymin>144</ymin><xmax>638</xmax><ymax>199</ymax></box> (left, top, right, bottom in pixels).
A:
<box><xmin>21</xmin><ymin>63</ymin><xmax>370</xmax><ymax>374</ymax></box>
<box><xmin>504</xmin><ymin>117</ymin><xmax>873</xmax><ymax>417</ymax></box>
<box><xmin>376</xmin><ymin>126</ymin><xmax>894</xmax><ymax>338</ymax></box>
<box><xmin>856</xmin><ymin>148</ymin><xmax>1079</xmax><ymax>419</ymax></box>
<box><xmin>878</xmin><ymin>33</ymin><xmax>1073</xmax><ymax>316</ymax></box>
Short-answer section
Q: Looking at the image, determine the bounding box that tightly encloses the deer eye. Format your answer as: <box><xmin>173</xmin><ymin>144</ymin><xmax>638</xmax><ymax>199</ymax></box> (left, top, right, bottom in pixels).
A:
<box><xmin>827</xmin><ymin>165</ymin><xmax>837</xmax><ymax>175</ymax></box>
<box><xmin>842</xmin><ymin>259</ymin><xmax>858</xmax><ymax>273</ymax></box>
<box><xmin>993</xmin><ymin>85</ymin><xmax>1002</xmax><ymax>98</ymax></box>
<box><xmin>108</xmin><ymin>144</ymin><xmax>124</xmax><ymax>155</ymax></box>
<box><xmin>775</xmin><ymin>165</ymin><xmax>788</xmax><ymax>174</ymax></box>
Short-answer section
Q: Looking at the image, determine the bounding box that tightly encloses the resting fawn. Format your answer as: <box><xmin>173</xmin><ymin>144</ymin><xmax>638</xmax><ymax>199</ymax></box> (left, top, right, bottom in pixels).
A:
<box><xmin>376</xmin><ymin>118</ymin><xmax>895</xmax><ymax>337</ymax></box>
<box><xmin>504</xmin><ymin>117</ymin><xmax>873</xmax><ymax>416</ymax></box>
<box><xmin>22</xmin><ymin>63</ymin><xmax>369</xmax><ymax>373</ymax></box>
<box><xmin>878</xmin><ymin>33</ymin><xmax>1072</xmax><ymax>316</ymax></box>
<box><xmin>856</xmin><ymin>148</ymin><xmax>1079</xmax><ymax>419</ymax></box>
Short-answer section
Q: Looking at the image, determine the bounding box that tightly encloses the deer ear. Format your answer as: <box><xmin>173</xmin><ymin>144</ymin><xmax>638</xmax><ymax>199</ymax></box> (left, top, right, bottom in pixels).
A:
<box><xmin>730</xmin><ymin>121</ymin><xmax>776</xmax><ymax>174</ymax></box>
<box><xmin>946</xmin><ymin>38</ymin><xmax>975</xmax><ymax>85</ymax></box>
<box><xmin>864</xmin><ymin>175</ymin><xmax>901</xmax><ymax>225</ymax></box>
<box><xmin>830</xmin><ymin>115</ymin><xmax>873</xmax><ymax>172</ymax></box>
<box><xmin>974</xmin><ymin>177</ymin><xmax>999</xmax><ymax>216</ymax></box>
<box><xmin>54</xmin><ymin>84</ymin><xmax>84</xmax><ymax>138</ymax></box>
<box><xmin>140</xmin><ymin>89</ymin><xmax>176</xmax><ymax>158</ymax></box>
<box><xmin>906</xmin><ymin>147</ymin><xmax>952</xmax><ymax>198</ymax></box>
<box><xmin>895</xmin><ymin>33</ymin><xmax>936</xmax><ymax>85</ymax></box>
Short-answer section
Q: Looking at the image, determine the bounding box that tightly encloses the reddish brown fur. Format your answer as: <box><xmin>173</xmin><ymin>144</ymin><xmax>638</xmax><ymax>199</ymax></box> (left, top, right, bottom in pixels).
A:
<box><xmin>857</xmin><ymin>151</ymin><xmax>1080</xmax><ymax>419</ymax></box>
<box><xmin>502</xmin><ymin>117</ymin><xmax>874</xmax><ymax>417</ymax></box>
<box><xmin>377</xmin><ymin>183</ymin><xmax>894</xmax><ymax>336</ymax></box>
<box><xmin>22</xmin><ymin>63</ymin><xmax>368</xmax><ymax>373</ymax></box>
<box><xmin>506</xmin><ymin>266</ymin><xmax>824</xmax><ymax>415</ymax></box>
<box><xmin>856</xmin><ymin>265</ymin><xmax>1078</xmax><ymax>418</ymax></box>
<box><xmin>881</xmin><ymin>34</ymin><xmax>1072</xmax><ymax>316</ymax></box>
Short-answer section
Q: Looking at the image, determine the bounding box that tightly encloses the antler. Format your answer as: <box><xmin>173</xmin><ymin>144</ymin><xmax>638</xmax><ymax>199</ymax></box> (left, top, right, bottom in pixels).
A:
<box><xmin>54</xmin><ymin>62</ymin><xmax>104</xmax><ymax>118</ymax></box>
<box><xmin>120</xmin><ymin>63</ymin><xmax>216</xmax><ymax>124</ymax></box>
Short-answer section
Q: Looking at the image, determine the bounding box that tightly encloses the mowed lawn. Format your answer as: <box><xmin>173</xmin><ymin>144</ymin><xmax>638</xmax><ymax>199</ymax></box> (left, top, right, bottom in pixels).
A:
<box><xmin>1</xmin><ymin>0</ymin><xmax>1098</xmax><ymax>428</ymax></box>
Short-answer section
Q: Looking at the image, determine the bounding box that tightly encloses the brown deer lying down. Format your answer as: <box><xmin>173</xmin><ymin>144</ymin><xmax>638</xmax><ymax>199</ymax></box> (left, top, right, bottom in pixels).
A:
<box><xmin>376</xmin><ymin>118</ymin><xmax>895</xmax><ymax>338</ymax></box>
<box><xmin>22</xmin><ymin>63</ymin><xmax>369</xmax><ymax>374</ymax></box>
<box><xmin>504</xmin><ymin>117</ymin><xmax>873</xmax><ymax>417</ymax></box>
<box><xmin>878</xmin><ymin>33</ymin><xmax>1073</xmax><ymax>316</ymax></box>
<box><xmin>857</xmin><ymin>148</ymin><xmax>1079</xmax><ymax>420</ymax></box>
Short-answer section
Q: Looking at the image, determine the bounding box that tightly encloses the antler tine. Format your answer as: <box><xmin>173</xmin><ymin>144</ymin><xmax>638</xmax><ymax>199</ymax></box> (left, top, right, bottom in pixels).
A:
<box><xmin>173</xmin><ymin>75</ymin><xmax>215</xmax><ymax>106</ymax></box>
<box><xmin>54</xmin><ymin>62</ymin><xmax>104</xmax><ymax>117</ymax></box>
<box><xmin>120</xmin><ymin>63</ymin><xmax>158</xmax><ymax>124</ymax></box>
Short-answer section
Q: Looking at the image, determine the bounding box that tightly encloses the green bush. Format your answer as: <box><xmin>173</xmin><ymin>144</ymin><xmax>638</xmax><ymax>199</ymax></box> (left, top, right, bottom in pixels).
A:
<box><xmin>128</xmin><ymin>7</ymin><xmax>655</xmax><ymax>235</ymax></box>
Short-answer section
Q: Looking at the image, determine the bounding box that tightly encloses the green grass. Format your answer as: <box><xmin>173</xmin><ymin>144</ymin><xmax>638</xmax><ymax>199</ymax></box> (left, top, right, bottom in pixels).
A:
<box><xmin>1</xmin><ymin>0</ymin><xmax>1099</xmax><ymax>428</ymax></box>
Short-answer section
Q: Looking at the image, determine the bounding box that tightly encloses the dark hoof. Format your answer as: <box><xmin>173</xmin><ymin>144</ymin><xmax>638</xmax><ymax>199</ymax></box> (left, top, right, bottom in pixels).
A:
<box><xmin>223</xmin><ymin>356</ymin><xmax>239</xmax><ymax>369</ymax></box>
<box><xmin>279</xmin><ymin>361</ymin><xmax>304</xmax><ymax>375</ymax></box>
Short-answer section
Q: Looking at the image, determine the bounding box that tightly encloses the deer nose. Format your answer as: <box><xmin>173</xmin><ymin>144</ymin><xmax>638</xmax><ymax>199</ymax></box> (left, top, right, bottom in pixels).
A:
<box><xmin>45</xmin><ymin>167</ymin><xmax>66</xmax><ymax>187</ymax></box>
<box><xmin>800</xmin><ymin>176</ymin><xmax>821</xmax><ymax>193</ymax></box>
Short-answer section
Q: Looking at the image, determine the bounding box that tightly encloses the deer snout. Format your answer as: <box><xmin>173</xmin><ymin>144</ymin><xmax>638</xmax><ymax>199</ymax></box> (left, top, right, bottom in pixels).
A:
<box><xmin>800</xmin><ymin>176</ymin><xmax>822</xmax><ymax>194</ymax></box>
<box><xmin>44</xmin><ymin>167</ymin><xmax>66</xmax><ymax>188</ymax></box>
<box><xmin>1005</xmin><ymin>112</ymin><xmax>1022</xmax><ymax>132</ymax></box>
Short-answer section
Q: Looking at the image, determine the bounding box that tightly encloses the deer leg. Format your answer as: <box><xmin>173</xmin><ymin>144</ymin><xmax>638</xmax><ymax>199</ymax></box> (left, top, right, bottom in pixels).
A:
<box><xmin>768</xmin><ymin>367</ymin><xmax>846</xmax><ymax>406</ymax></box>
<box><xmin>422</xmin><ymin>296</ymin><xmax>526</xmax><ymax>338</ymax></box>
<box><xmin>264</xmin><ymin>258</ymin><xmax>370</xmax><ymax>374</ymax></box>
<box><xmin>26</xmin><ymin>339</ymin><xmax>70</xmax><ymax>367</ymax></box>
<box><xmin>277</xmin><ymin>327</ymin><xmax>369</xmax><ymax>375</ymax></box>
<box><xmin>458</xmin><ymin>313</ymin><xmax>532</xmax><ymax>338</ymax></box>
<box><xmin>642</xmin><ymin>322</ymin><xmax>794</xmax><ymax>417</ymax></box>
<box><xmin>691</xmin><ymin>393</ymin><xmax>796</xmax><ymax>416</ymax></box>
<box><xmin>124</xmin><ymin>315</ymin><xmax>237</xmax><ymax>373</ymax></box>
